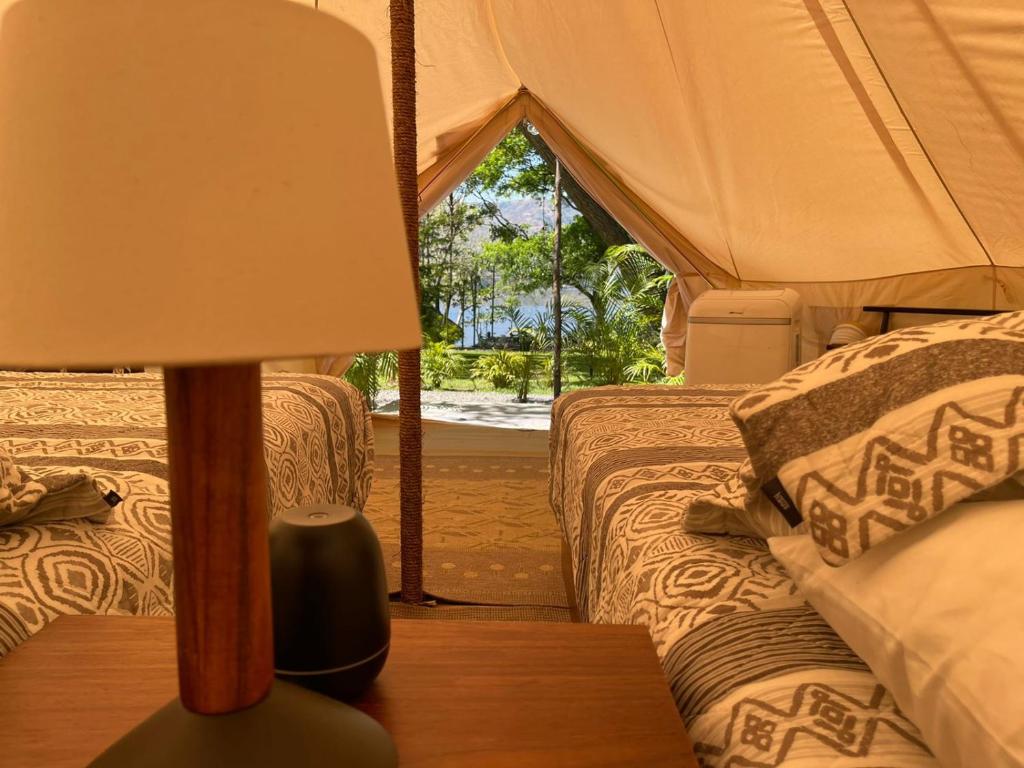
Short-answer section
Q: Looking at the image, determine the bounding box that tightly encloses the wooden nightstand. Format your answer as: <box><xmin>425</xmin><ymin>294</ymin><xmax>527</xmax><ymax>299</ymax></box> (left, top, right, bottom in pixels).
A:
<box><xmin>0</xmin><ymin>616</ymin><xmax>697</xmax><ymax>767</ymax></box>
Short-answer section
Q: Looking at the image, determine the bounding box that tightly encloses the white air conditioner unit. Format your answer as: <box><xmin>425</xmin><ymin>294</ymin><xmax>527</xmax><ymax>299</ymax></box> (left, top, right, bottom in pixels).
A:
<box><xmin>684</xmin><ymin>289</ymin><xmax>802</xmax><ymax>385</ymax></box>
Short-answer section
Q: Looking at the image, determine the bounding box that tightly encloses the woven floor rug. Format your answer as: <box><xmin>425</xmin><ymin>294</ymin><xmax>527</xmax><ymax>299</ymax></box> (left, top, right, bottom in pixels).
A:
<box><xmin>364</xmin><ymin>455</ymin><xmax>568</xmax><ymax>610</ymax></box>
<box><xmin>389</xmin><ymin>602</ymin><xmax>571</xmax><ymax>623</ymax></box>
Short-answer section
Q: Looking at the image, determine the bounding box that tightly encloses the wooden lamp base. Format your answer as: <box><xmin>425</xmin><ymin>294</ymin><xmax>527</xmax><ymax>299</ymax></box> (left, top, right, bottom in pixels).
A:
<box><xmin>89</xmin><ymin>364</ymin><xmax>396</xmax><ymax>766</ymax></box>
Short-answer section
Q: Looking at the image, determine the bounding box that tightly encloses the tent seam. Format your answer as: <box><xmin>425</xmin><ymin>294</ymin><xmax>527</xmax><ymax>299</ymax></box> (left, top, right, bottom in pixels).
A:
<box><xmin>803</xmin><ymin>0</ymin><xmax>966</xmax><ymax>255</ymax></box>
<box><xmin>841</xmin><ymin>0</ymin><xmax>996</xmax><ymax>281</ymax></box>
<box><xmin>483</xmin><ymin>0</ymin><xmax>521</xmax><ymax>91</ymax></box>
<box><xmin>653</xmin><ymin>0</ymin><xmax>742</xmax><ymax>283</ymax></box>
<box><xmin>737</xmin><ymin>262</ymin><xmax>1017</xmax><ymax>287</ymax></box>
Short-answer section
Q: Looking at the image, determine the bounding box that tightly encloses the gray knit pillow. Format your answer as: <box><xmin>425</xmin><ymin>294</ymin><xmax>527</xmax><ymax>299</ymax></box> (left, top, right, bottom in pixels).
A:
<box><xmin>684</xmin><ymin>456</ymin><xmax>1022</xmax><ymax>541</ymax></box>
<box><xmin>730</xmin><ymin>310</ymin><xmax>1024</xmax><ymax>565</ymax></box>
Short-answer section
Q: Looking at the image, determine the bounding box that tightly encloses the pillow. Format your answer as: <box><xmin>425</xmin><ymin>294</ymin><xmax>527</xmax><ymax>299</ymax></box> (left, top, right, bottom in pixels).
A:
<box><xmin>684</xmin><ymin>458</ymin><xmax>805</xmax><ymax>538</ymax></box>
<box><xmin>770</xmin><ymin>501</ymin><xmax>1024</xmax><ymax>768</ymax></box>
<box><xmin>0</xmin><ymin>444</ymin><xmax>117</xmax><ymax>527</ymax></box>
<box><xmin>685</xmin><ymin>458</ymin><xmax>1024</xmax><ymax>539</ymax></box>
<box><xmin>730</xmin><ymin>309</ymin><xmax>1024</xmax><ymax>565</ymax></box>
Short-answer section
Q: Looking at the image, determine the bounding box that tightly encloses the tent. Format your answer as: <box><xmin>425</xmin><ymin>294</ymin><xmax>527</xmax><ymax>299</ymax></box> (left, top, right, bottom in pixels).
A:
<box><xmin>307</xmin><ymin>0</ymin><xmax>1023</xmax><ymax>364</ymax></box>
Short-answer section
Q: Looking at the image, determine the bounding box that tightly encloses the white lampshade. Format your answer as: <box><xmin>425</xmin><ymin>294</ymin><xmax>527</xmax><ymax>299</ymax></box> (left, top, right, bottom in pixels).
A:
<box><xmin>0</xmin><ymin>0</ymin><xmax>420</xmax><ymax>368</ymax></box>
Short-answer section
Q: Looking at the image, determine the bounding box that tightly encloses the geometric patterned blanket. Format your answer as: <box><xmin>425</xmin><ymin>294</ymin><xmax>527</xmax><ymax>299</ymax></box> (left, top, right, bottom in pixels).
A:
<box><xmin>0</xmin><ymin>372</ymin><xmax>373</xmax><ymax>656</ymax></box>
<box><xmin>550</xmin><ymin>385</ymin><xmax>937</xmax><ymax>767</ymax></box>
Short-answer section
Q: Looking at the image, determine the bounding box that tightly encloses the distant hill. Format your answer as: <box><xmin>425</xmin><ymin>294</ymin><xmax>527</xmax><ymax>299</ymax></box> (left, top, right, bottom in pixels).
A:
<box><xmin>468</xmin><ymin>196</ymin><xmax>579</xmax><ymax>249</ymax></box>
<box><xmin>498</xmin><ymin>196</ymin><xmax>579</xmax><ymax>231</ymax></box>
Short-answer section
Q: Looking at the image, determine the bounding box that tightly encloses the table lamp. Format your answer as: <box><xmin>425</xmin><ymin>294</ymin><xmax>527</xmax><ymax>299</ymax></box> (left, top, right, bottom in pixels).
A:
<box><xmin>0</xmin><ymin>0</ymin><xmax>419</xmax><ymax>765</ymax></box>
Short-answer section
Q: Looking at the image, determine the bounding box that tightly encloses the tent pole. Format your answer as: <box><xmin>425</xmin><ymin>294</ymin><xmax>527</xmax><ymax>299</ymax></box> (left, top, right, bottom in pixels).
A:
<box><xmin>390</xmin><ymin>0</ymin><xmax>423</xmax><ymax>604</ymax></box>
<box><xmin>552</xmin><ymin>159</ymin><xmax>563</xmax><ymax>399</ymax></box>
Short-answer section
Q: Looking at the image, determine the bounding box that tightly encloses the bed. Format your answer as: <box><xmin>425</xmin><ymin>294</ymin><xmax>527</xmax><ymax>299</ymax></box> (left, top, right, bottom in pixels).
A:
<box><xmin>550</xmin><ymin>385</ymin><xmax>937</xmax><ymax>767</ymax></box>
<box><xmin>0</xmin><ymin>371</ymin><xmax>373</xmax><ymax>656</ymax></box>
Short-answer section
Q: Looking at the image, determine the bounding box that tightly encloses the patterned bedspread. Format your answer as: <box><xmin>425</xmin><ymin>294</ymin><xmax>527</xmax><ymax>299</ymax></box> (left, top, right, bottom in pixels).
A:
<box><xmin>0</xmin><ymin>372</ymin><xmax>373</xmax><ymax>655</ymax></box>
<box><xmin>551</xmin><ymin>386</ymin><xmax>937</xmax><ymax>767</ymax></box>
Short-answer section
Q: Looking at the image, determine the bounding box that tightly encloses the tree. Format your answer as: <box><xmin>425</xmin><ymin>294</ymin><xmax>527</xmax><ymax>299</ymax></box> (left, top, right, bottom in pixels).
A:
<box><xmin>552</xmin><ymin>158</ymin><xmax>563</xmax><ymax>398</ymax></box>
<box><xmin>465</xmin><ymin>123</ymin><xmax>637</xmax><ymax>320</ymax></box>
<box><xmin>466</xmin><ymin>122</ymin><xmax>631</xmax><ymax>251</ymax></box>
<box><xmin>417</xmin><ymin>118</ymin><xmax>671</xmax><ymax>394</ymax></box>
<box><xmin>518</xmin><ymin>125</ymin><xmax>631</xmax><ymax>250</ymax></box>
<box><xmin>465</xmin><ymin>126</ymin><xmax>549</xmax><ymax>216</ymax></box>
<box><xmin>473</xmin><ymin>217</ymin><xmax>617</xmax><ymax>316</ymax></box>
<box><xmin>476</xmin><ymin>232</ymin><xmax>553</xmax><ymax>298</ymax></box>
<box><xmin>563</xmin><ymin>246</ymin><xmax>671</xmax><ymax>386</ymax></box>
<box><xmin>418</xmin><ymin>192</ymin><xmax>484</xmax><ymax>342</ymax></box>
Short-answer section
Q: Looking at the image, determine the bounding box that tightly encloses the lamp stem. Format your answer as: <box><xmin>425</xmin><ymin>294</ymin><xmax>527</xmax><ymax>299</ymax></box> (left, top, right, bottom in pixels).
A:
<box><xmin>163</xmin><ymin>363</ymin><xmax>274</xmax><ymax>714</ymax></box>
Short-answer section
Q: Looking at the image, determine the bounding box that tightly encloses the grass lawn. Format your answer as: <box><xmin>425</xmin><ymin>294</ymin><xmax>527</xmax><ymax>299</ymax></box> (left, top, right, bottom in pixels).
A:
<box><xmin>381</xmin><ymin>377</ymin><xmax>587</xmax><ymax>397</ymax></box>
<box><xmin>378</xmin><ymin>349</ymin><xmax>682</xmax><ymax>400</ymax></box>
<box><xmin>430</xmin><ymin>373</ymin><xmax>594</xmax><ymax>397</ymax></box>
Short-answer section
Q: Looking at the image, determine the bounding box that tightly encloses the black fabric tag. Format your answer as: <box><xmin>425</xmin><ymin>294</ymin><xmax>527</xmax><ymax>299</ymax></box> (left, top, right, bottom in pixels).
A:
<box><xmin>103</xmin><ymin>490</ymin><xmax>123</xmax><ymax>508</ymax></box>
<box><xmin>761</xmin><ymin>477</ymin><xmax>802</xmax><ymax>527</ymax></box>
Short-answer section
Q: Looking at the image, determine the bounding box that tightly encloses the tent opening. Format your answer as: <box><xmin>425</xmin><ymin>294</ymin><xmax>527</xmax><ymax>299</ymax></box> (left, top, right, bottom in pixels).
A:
<box><xmin>350</xmin><ymin>120</ymin><xmax>690</xmax><ymax>420</ymax></box>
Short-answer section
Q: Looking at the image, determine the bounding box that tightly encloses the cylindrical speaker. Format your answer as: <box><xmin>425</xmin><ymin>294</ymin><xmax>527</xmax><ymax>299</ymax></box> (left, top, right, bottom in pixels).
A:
<box><xmin>269</xmin><ymin>505</ymin><xmax>390</xmax><ymax>701</ymax></box>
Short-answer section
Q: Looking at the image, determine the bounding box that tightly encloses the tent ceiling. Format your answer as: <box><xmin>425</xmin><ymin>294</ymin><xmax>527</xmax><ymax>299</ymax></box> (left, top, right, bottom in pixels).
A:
<box><xmin>312</xmin><ymin>0</ymin><xmax>1024</xmax><ymax>311</ymax></box>
<box><xmin>845</xmin><ymin>0</ymin><xmax>1024</xmax><ymax>267</ymax></box>
<box><xmin>1</xmin><ymin>0</ymin><xmax>1016</xmax><ymax>310</ymax></box>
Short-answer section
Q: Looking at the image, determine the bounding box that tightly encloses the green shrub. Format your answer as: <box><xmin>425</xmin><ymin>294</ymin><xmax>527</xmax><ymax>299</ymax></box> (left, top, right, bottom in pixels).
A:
<box><xmin>563</xmin><ymin>245</ymin><xmax>669</xmax><ymax>387</ymax></box>
<box><xmin>421</xmin><ymin>340</ymin><xmax>465</xmax><ymax>389</ymax></box>
<box><xmin>510</xmin><ymin>352</ymin><xmax>539</xmax><ymax>402</ymax></box>
<box><xmin>471</xmin><ymin>350</ymin><xmax>516</xmax><ymax>390</ymax></box>
<box><xmin>344</xmin><ymin>351</ymin><xmax>397</xmax><ymax>410</ymax></box>
<box><xmin>471</xmin><ymin>350</ymin><xmax>538</xmax><ymax>402</ymax></box>
<box><xmin>624</xmin><ymin>346</ymin><xmax>667</xmax><ymax>383</ymax></box>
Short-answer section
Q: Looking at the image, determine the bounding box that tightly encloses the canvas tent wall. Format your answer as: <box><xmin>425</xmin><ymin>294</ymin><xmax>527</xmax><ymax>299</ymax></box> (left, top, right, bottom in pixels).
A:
<box><xmin>304</xmin><ymin>0</ymin><xmax>1023</xmax><ymax>367</ymax></box>
<box><xmin>2</xmin><ymin>0</ymin><xmax>1018</xmax><ymax>365</ymax></box>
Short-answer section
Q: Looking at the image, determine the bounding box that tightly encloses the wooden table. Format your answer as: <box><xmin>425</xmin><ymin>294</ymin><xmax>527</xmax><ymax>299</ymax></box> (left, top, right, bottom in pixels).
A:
<box><xmin>0</xmin><ymin>616</ymin><xmax>697</xmax><ymax>767</ymax></box>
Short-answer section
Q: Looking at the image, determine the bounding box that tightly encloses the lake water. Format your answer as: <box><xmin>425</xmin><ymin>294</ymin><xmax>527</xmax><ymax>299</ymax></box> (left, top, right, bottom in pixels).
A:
<box><xmin>448</xmin><ymin>302</ymin><xmax>547</xmax><ymax>347</ymax></box>
<box><xmin>445</xmin><ymin>287</ymin><xmax>586</xmax><ymax>348</ymax></box>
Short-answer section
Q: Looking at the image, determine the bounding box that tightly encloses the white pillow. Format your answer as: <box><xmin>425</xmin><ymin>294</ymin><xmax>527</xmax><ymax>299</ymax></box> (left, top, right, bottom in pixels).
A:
<box><xmin>770</xmin><ymin>501</ymin><xmax>1024</xmax><ymax>768</ymax></box>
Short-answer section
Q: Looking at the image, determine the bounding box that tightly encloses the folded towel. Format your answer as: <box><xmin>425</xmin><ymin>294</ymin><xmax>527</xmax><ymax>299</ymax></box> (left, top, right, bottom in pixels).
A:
<box><xmin>0</xmin><ymin>444</ymin><xmax>116</xmax><ymax>527</ymax></box>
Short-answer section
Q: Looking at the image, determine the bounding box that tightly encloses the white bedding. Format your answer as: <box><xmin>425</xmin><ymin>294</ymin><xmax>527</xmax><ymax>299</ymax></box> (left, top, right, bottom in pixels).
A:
<box><xmin>771</xmin><ymin>500</ymin><xmax>1024</xmax><ymax>768</ymax></box>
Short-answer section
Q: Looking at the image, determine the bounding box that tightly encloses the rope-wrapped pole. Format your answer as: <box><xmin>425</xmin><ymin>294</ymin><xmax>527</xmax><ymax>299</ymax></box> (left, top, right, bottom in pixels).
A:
<box><xmin>390</xmin><ymin>0</ymin><xmax>423</xmax><ymax>604</ymax></box>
